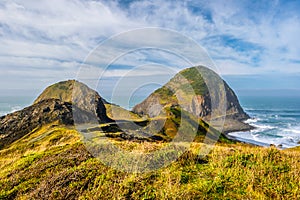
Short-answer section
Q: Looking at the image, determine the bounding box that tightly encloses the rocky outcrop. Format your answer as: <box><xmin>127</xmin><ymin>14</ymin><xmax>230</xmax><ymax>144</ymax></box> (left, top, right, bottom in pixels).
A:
<box><xmin>133</xmin><ymin>66</ymin><xmax>251</xmax><ymax>133</ymax></box>
<box><xmin>0</xmin><ymin>69</ymin><xmax>251</xmax><ymax>149</ymax></box>
<box><xmin>0</xmin><ymin>80</ymin><xmax>114</xmax><ymax>149</ymax></box>
<box><xmin>34</xmin><ymin>80</ymin><xmax>112</xmax><ymax>123</ymax></box>
<box><xmin>223</xmin><ymin>81</ymin><xmax>249</xmax><ymax>121</ymax></box>
<box><xmin>132</xmin><ymin>94</ymin><xmax>165</xmax><ymax>118</ymax></box>
<box><xmin>0</xmin><ymin>99</ymin><xmax>97</xmax><ymax>149</ymax></box>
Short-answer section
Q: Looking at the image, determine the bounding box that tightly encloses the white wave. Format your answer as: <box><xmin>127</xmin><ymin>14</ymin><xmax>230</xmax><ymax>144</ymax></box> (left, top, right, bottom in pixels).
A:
<box><xmin>0</xmin><ymin>111</ymin><xmax>8</xmax><ymax>117</ymax></box>
<box><xmin>228</xmin><ymin>131</ymin><xmax>270</xmax><ymax>147</ymax></box>
<box><xmin>0</xmin><ymin>105</ymin><xmax>23</xmax><ymax>117</ymax></box>
<box><xmin>230</xmin><ymin>100</ymin><xmax>300</xmax><ymax>149</ymax></box>
<box><xmin>228</xmin><ymin>131</ymin><xmax>299</xmax><ymax>149</ymax></box>
<box><xmin>11</xmin><ymin>106</ymin><xmax>22</xmax><ymax>113</ymax></box>
<box><xmin>244</xmin><ymin>108</ymin><xmax>256</xmax><ymax>111</ymax></box>
<box><xmin>251</xmin><ymin>124</ymin><xmax>276</xmax><ymax>131</ymax></box>
<box><xmin>252</xmin><ymin>133</ymin><xmax>260</xmax><ymax>140</ymax></box>
<box><xmin>229</xmin><ymin>128</ymin><xmax>300</xmax><ymax>149</ymax></box>
<box><xmin>282</xmin><ymin>128</ymin><xmax>300</xmax><ymax>134</ymax></box>
<box><xmin>244</xmin><ymin>118</ymin><xmax>260</xmax><ymax>123</ymax></box>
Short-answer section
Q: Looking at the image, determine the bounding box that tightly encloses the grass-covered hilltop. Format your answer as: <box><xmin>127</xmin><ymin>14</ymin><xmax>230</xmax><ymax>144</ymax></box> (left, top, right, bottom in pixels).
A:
<box><xmin>0</xmin><ymin>66</ymin><xmax>299</xmax><ymax>199</ymax></box>
<box><xmin>133</xmin><ymin>66</ymin><xmax>252</xmax><ymax>133</ymax></box>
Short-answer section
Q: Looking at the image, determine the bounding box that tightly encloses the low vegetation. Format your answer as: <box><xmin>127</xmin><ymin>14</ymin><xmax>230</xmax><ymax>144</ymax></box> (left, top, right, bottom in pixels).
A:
<box><xmin>104</xmin><ymin>104</ymin><xmax>144</xmax><ymax>121</ymax></box>
<box><xmin>0</xmin><ymin>124</ymin><xmax>299</xmax><ymax>199</ymax></box>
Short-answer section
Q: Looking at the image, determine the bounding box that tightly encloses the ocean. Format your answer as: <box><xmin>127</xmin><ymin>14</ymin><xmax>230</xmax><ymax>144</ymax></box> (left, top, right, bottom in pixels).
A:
<box><xmin>1</xmin><ymin>94</ymin><xmax>300</xmax><ymax>149</ymax></box>
<box><xmin>0</xmin><ymin>96</ymin><xmax>35</xmax><ymax>117</ymax></box>
<box><xmin>229</xmin><ymin>95</ymin><xmax>300</xmax><ymax>149</ymax></box>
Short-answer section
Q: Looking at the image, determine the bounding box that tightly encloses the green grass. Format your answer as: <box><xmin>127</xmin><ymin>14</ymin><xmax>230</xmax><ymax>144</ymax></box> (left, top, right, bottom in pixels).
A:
<box><xmin>145</xmin><ymin>106</ymin><xmax>232</xmax><ymax>144</ymax></box>
<box><xmin>104</xmin><ymin>104</ymin><xmax>144</xmax><ymax>121</ymax></box>
<box><xmin>0</xmin><ymin>124</ymin><xmax>299</xmax><ymax>199</ymax></box>
<box><xmin>177</xmin><ymin>67</ymin><xmax>208</xmax><ymax>95</ymax></box>
<box><xmin>34</xmin><ymin>80</ymin><xmax>76</xmax><ymax>104</ymax></box>
<box><xmin>153</xmin><ymin>67</ymin><xmax>209</xmax><ymax>106</ymax></box>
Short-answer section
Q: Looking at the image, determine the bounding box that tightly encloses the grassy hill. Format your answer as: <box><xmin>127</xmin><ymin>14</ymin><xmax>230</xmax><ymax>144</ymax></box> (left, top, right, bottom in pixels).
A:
<box><xmin>104</xmin><ymin>104</ymin><xmax>144</xmax><ymax>121</ymax></box>
<box><xmin>35</xmin><ymin>80</ymin><xmax>142</xmax><ymax>122</ymax></box>
<box><xmin>1</xmin><ymin>74</ymin><xmax>299</xmax><ymax>199</ymax></box>
<box><xmin>0</xmin><ymin>123</ymin><xmax>299</xmax><ymax>199</ymax></box>
<box><xmin>133</xmin><ymin>66</ymin><xmax>252</xmax><ymax>133</ymax></box>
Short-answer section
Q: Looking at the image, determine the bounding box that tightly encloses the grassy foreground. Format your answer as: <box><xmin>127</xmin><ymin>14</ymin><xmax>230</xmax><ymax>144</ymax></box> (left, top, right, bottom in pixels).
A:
<box><xmin>0</xmin><ymin>124</ymin><xmax>299</xmax><ymax>199</ymax></box>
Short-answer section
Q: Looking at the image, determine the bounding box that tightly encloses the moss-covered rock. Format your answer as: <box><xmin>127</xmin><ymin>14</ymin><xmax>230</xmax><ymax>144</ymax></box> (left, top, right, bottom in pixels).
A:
<box><xmin>133</xmin><ymin>66</ymin><xmax>252</xmax><ymax>133</ymax></box>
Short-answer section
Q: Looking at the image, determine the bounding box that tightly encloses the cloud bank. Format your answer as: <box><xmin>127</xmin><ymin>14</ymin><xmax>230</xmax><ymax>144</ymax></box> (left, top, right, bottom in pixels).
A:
<box><xmin>1</xmin><ymin>0</ymin><xmax>300</xmax><ymax>92</ymax></box>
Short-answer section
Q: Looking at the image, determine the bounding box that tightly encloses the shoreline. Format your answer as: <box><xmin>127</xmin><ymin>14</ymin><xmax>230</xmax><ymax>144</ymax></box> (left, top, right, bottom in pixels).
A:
<box><xmin>222</xmin><ymin>118</ymin><xmax>273</xmax><ymax>148</ymax></box>
<box><xmin>223</xmin><ymin>125</ymin><xmax>300</xmax><ymax>150</ymax></box>
<box><xmin>224</xmin><ymin>131</ymin><xmax>269</xmax><ymax>147</ymax></box>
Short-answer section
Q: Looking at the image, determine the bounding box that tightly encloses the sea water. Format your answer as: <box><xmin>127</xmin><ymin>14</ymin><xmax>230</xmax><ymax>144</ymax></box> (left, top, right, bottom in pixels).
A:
<box><xmin>0</xmin><ymin>96</ymin><xmax>34</xmax><ymax>117</ymax></box>
<box><xmin>229</xmin><ymin>95</ymin><xmax>300</xmax><ymax>149</ymax></box>
<box><xmin>1</xmin><ymin>94</ymin><xmax>300</xmax><ymax>149</ymax></box>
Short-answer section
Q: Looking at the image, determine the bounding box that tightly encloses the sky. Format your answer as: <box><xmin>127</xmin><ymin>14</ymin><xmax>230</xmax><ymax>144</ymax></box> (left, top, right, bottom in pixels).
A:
<box><xmin>1</xmin><ymin>0</ymin><xmax>300</xmax><ymax>99</ymax></box>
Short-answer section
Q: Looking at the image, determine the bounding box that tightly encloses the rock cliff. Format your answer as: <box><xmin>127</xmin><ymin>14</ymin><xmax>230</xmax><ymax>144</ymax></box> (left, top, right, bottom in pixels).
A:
<box><xmin>34</xmin><ymin>80</ymin><xmax>112</xmax><ymax>123</ymax></box>
<box><xmin>0</xmin><ymin>98</ymin><xmax>97</xmax><ymax>149</ymax></box>
<box><xmin>133</xmin><ymin>66</ymin><xmax>251</xmax><ymax>133</ymax></box>
<box><xmin>0</xmin><ymin>80</ymin><xmax>113</xmax><ymax>149</ymax></box>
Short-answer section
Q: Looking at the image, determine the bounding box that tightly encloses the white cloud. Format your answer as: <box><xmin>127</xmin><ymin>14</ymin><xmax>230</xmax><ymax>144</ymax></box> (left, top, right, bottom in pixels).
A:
<box><xmin>1</xmin><ymin>0</ymin><xmax>300</xmax><ymax>93</ymax></box>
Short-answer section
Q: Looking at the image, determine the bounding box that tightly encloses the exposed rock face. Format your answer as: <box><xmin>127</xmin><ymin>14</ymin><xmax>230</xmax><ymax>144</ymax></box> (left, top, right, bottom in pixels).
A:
<box><xmin>132</xmin><ymin>94</ymin><xmax>165</xmax><ymax>118</ymax></box>
<box><xmin>0</xmin><ymin>69</ymin><xmax>250</xmax><ymax>148</ymax></box>
<box><xmin>0</xmin><ymin>80</ymin><xmax>113</xmax><ymax>149</ymax></box>
<box><xmin>133</xmin><ymin>66</ymin><xmax>251</xmax><ymax>133</ymax></box>
<box><xmin>0</xmin><ymin>99</ymin><xmax>97</xmax><ymax>149</ymax></box>
<box><xmin>34</xmin><ymin>80</ymin><xmax>112</xmax><ymax>123</ymax></box>
<box><xmin>223</xmin><ymin>81</ymin><xmax>249</xmax><ymax>119</ymax></box>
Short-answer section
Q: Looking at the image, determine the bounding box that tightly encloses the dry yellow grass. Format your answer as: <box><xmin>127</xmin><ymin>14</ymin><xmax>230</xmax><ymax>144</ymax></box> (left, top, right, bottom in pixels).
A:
<box><xmin>0</xmin><ymin>125</ymin><xmax>299</xmax><ymax>199</ymax></box>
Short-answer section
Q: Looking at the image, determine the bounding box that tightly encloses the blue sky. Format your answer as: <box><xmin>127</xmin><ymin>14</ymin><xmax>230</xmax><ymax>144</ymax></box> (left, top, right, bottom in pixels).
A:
<box><xmin>1</xmin><ymin>0</ymin><xmax>300</xmax><ymax>98</ymax></box>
